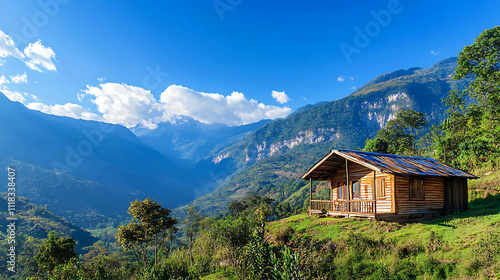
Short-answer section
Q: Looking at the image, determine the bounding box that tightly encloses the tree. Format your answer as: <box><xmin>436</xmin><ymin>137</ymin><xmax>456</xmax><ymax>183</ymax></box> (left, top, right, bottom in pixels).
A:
<box><xmin>431</xmin><ymin>27</ymin><xmax>500</xmax><ymax>170</ymax></box>
<box><xmin>364</xmin><ymin>108</ymin><xmax>428</xmax><ymax>155</ymax></box>
<box><xmin>183</xmin><ymin>206</ymin><xmax>203</xmax><ymax>266</ymax></box>
<box><xmin>211</xmin><ymin>215</ymin><xmax>256</xmax><ymax>279</ymax></box>
<box><xmin>167</xmin><ymin>225</ymin><xmax>179</xmax><ymax>255</ymax></box>
<box><xmin>455</xmin><ymin>26</ymin><xmax>500</xmax><ymax>110</ymax></box>
<box><xmin>363</xmin><ymin>138</ymin><xmax>389</xmax><ymax>153</ymax></box>
<box><xmin>115</xmin><ymin>198</ymin><xmax>177</xmax><ymax>271</ymax></box>
<box><xmin>35</xmin><ymin>231</ymin><xmax>77</xmax><ymax>275</ymax></box>
<box><xmin>227</xmin><ymin>194</ymin><xmax>273</xmax><ymax>217</ymax></box>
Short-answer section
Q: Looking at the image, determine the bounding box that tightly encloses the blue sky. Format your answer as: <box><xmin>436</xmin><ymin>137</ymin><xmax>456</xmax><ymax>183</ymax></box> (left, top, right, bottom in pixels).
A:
<box><xmin>0</xmin><ymin>0</ymin><xmax>498</xmax><ymax>129</ymax></box>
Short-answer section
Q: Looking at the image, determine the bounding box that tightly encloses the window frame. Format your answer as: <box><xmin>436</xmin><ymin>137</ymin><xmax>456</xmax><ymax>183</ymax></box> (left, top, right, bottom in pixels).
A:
<box><xmin>409</xmin><ymin>177</ymin><xmax>425</xmax><ymax>200</ymax></box>
<box><xmin>376</xmin><ymin>178</ymin><xmax>386</xmax><ymax>199</ymax></box>
<box><xmin>337</xmin><ymin>181</ymin><xmax>347</xmax><ymax>199</ymax></box>
<box><xmin>352</xmin><ymin>181</ymin><xmax>361</xmax><ymax>200</ymax></box>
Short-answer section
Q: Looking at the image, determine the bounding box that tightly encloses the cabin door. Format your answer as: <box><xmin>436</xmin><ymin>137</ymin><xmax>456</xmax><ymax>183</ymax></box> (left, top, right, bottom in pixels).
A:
<box><xmin>444</xmin><ymin>177</ymin><xmax>468</xmax><ymax>213</ymax></box>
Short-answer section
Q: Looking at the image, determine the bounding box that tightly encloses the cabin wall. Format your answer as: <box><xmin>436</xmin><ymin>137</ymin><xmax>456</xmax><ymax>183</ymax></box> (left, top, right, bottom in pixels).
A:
<box><xmin>361</xmin><ymin>171</ymin><xmax>394</xmax><ymax>213</ymax></box>
<box><xmin>395</xmin><ymin>175</ymin><xmax>445</xmax><ymax>214</ymax></box>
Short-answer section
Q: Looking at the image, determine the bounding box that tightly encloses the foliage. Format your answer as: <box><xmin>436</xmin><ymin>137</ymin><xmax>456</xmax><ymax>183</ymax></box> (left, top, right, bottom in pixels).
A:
<box><xmin>35</xmin><ymin>231</ymin><xmax>77</xmax><ymax>275</ymax></box>
<box><xmin>270</xmin><ymin>246</ymin><xmax>303</xmax><ymax>280</ymax></box>
<box><xmin>364</xmin><ymin>108</ymin><xmax>428</xmax><ymax>155</ymax></box>
<box><xmin>429</xmin><ymin>26</ymin><xmax>500</xmax><ymax>170</ymax></box>
<box><xmin>211</xmin><ymin>215</ymin><xmax>257</xmax><ymax>279</ymax></box>
<box><xmin>183</xmin><ymin>206</ymin><xmax>204</xmax><ymax>266</ymax></box>
<box><xmin>49</xmin><ymin>259</ymin><xmax>84</xmax><ymax>280</ymax></box>
<box><xmin>227</xmin><ymin>194</ymin><xmax>273</xmax><ymax>217</ymax></box>
<box><xmin>115</xmin><ymin>197</ymin><xmax>177</xmax><ymax>271</ymax></box>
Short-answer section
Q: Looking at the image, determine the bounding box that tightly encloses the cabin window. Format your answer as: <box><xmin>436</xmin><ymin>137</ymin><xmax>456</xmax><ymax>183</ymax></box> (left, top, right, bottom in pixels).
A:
<box><xmin>352</xmin><ymin>181</ymin><xmax>361</xmax><ymax>199</ymax></box>
<box><xmin>337</xmin><ymin>181</ymin><xmax>347</xmax><ymax>199</ymax></box>
<box><xmin>410</xmin><ymin>178</ymin><xmax>425</xmax><ymax>200</ymax></box>
<box><xmin>376</xmin><ymin>178</ymin><xmax>386</xmax><ymax>199</ymax></box>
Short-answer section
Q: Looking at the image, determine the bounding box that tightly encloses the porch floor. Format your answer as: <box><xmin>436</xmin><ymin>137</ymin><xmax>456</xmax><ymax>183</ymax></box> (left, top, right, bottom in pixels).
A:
<box><xmin>309</xmin><ymin>209</ymin><xmax>375</xmax><ymax>218</ymax></box>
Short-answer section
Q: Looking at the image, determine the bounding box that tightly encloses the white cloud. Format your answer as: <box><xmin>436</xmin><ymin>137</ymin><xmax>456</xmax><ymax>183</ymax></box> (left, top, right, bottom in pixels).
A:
<box><xmin>30</xmin><ymin>94</ymin><xmax>40</xmax><ymax>102</ymax></box>
<box><xmin>0</xmin><ymin>30</ymin><xmax>24</xmax><ymax>60</ymax></box>
<box><xmin>0</xmin><ymin>75</ymin><xmax>9</xmax><ymax>86</ymax></box>
<box><xmin>350</xmin><ymin>76</ymin><xmax>354</xmax><ymax>81</ymax></box>
<box><xmin>10</xmin><ymin>72</ymin><xmax>27</xmax><ymax>83</ymax></box>
<box><xmin>271</xmin><ymin>90</ymin><xmax>290</xmax><ymax>104</ymax></box>
<box><xmin>352</xmin><ymin>86</ymin><xmax>357</xmax><ymax>90</ymax></box>
<box><xmin>337</xmin><ymin>76</ymin><xmax>345</xmax><ymax>82</ymax></box>
<box><xmin>23</xmin><ymin>40</ymin><xmax>57</xmax><ymax>72</ymax></box>
<box><xmin>98</xmin><ymin>77</ymin><xmax>106</xmax><ymax>82</ymax></box>
<box><xmin>430</xmin><ymin>48</ymin><xmax>441</xmax><ymax>55</ymax></box>
<box><xmin>4</xmin><ymin>79</ymin><xmax>292</xmax><ymax>129</ymax></box>
<box><xmin>84</xmin><ymin>82</ymin><xmax>165</xmax><ymax>129</ymax></box>
<box><xmin>1</xmin><ymin>89</ymin><xmax>26</xmax><ymax>103</ymax></box>
<box><xmin>26</xmin><ymin>102</ymin><xmax>102</xmax><ymax>121</ymax></box>
<box><xmin>0</xmin><ymin>30</ymin><xmax>57</xmax><ymax>73</ymax></box>
<box><xmin>160</xmin><ymin>85</ymin><xmax>291</xmax><ymax>126</ymax></box>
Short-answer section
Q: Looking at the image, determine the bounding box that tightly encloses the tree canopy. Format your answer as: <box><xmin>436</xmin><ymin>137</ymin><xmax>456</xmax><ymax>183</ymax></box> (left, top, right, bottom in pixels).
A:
<box><xmin>35</xmin><ymin>231</ymin><xmax>77</xmax><ymax>274</ymax></box>
<box><xmin>364</xmin><ymin>108</ymin><xmax>428</xmax><ymax>155</ymax></box>
<box><xmin>430</xmin><ymin>26</ymin><xmax>500</xmax><ymax>170</ymax></box>
<box><xmin>115</xmin><ymin>198</ymin><xmax>177</xmax><ymax>271</ymax></box>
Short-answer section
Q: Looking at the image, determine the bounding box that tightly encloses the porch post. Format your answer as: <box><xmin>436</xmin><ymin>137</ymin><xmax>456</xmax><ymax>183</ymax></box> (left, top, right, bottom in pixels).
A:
<box><xmin>345</xmin><ymin>159</ymin><xmax>350</xmax><ymax>213</ymax></box>
<box><xmin>309</xmin><ymin>177</ymin><xmax>312</xmax><ymax>210</ymax></box>
<box><xmin>329</xmin><ymin>181</ymin><xmax>332</xmax><ymax>211</ymax></box>
<box><xmin>373</xmin><ymin>171</ymin><xmax>377</xmax><ymax>214</ymax></box>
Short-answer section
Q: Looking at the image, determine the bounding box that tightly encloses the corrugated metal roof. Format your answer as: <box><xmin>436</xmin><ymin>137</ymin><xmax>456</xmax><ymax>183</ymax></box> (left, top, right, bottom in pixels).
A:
<box><xmin>301</xmin><ymin>149</ymin><xmax>478</xmax><ymax>180</ymax></box>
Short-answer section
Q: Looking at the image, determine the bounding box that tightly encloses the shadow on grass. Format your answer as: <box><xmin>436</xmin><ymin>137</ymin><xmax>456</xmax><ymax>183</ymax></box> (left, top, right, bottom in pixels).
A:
<box><xmin>424</xmin><ymin>192</ymin><xmax>500</xmax><ymax>226</ymax></box>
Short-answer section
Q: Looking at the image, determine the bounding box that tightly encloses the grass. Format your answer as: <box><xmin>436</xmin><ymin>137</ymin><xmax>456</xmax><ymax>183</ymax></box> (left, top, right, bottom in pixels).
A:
<box><xmin>264</xmin><ymin>181</ymin><xmax>500</xmax><ymax>279</ymax></box>
<box><xmin>201</xmin><ymin>269</ymin><xmax>236</xmax><ymax>280</ymax></box>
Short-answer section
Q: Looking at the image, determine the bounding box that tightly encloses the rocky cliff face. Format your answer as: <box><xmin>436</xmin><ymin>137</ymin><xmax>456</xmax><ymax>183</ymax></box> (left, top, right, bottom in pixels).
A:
<box><xmin>361</xmin><ymin>92</ymin><xmax>411</xmax><ymax>128</ymax></box>
<box><xmin>244</xmin><ymin>128</ymin><xmax>339</xmax><ymax>164</ymax></box>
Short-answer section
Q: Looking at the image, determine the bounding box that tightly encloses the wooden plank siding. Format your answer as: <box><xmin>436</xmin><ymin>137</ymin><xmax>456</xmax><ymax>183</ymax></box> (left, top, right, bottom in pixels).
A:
<box><xmin>395</xmin><ymin>175</ymin><xmax>445</xmax><ymax>214</ymax></box>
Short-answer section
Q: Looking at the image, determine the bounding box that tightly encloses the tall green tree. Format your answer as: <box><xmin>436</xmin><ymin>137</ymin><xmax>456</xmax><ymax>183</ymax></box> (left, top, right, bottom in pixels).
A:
<box><xmin>211</xmin><ymin>215</ymin><xmax>257</xmax><ymax>279</ymax></box>
<box><xmin>35</xmin><ymin>231</ymin><xmax>77</xmax><ymax>275</ymax></box>
<box><xmin>431</xmin><ymin>26</ymin><xmax>500</xmax><ymax>170</ymax></box>
<box><xmin>116</xmin><ymin>198</ymin><xmax>177</xmax><ymax>271</ymax></box>
<box><xmin>364</xmin><ymin>108</ymin><xmax>428</xmax><ymax>155</ymax></box>
<box><xmin>183</xmin><ymin>206</ymin><xmax>203</xmax><ymax>266</ymax></box>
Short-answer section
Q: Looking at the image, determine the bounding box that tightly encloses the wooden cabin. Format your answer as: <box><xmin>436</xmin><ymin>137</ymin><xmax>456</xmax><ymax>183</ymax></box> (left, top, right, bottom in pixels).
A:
<box><xmin>302</xmin><ymin>149</ymin><xmax>478</xmax><ymax>221</ymax></box>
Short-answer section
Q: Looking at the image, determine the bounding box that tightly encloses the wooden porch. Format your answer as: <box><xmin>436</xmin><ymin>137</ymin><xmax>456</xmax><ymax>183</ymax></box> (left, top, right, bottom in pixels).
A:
<box><xmin>310</xmin><ymin>199</ymin><xmax>376</xmax><ymax>218</ymax></box>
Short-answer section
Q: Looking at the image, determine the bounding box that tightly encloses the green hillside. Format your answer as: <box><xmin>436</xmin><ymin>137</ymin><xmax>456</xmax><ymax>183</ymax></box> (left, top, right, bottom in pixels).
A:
<box><xmin>198</xmin><ymin>171</ymin><xmax>500</xmax><ymax>280</ymax></box>
<box><xmin>0</xmin><ymin>160</ymin><xmax>123</xmax><ymax>228</ymax></box>
<box><xmin>0</xmin><ymin>195</ymin><xmax>99</xmax><ymax>276</ymax></box>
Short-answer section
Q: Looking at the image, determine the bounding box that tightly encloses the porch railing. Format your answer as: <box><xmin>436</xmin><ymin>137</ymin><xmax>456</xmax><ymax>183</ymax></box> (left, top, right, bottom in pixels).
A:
<box><xmin>310</xmin><ymin>199</ymin><xmax>374</xmax><ymax>214</ymax></box>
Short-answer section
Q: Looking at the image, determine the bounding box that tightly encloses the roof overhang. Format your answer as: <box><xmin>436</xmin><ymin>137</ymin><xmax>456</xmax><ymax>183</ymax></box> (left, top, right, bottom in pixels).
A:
<box><xmin>301</xmin><ymin>149</ymin><xmax>382</xmax><ymax>181</ymax></box>
<box><xmin>301</xmin><ymin>149</ymin><xmax>479</xmax><ymax>180</ymax></box>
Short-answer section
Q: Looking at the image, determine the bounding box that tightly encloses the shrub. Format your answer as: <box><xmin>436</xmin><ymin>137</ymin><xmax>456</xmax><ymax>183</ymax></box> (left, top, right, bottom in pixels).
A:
<box><xmin>397</xmin><ymin>240</ymin><xmax>424</xmax><ymax>259</ymax></box>
<box><xmin>427</xmin><ymin>231</ymin><xmax>445</xmax><ymax>253</ymax></box>
<box><xmin>275</xmin><ymin>226</ymin><xmax>294</xmax><ymax>245</ymax></box>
